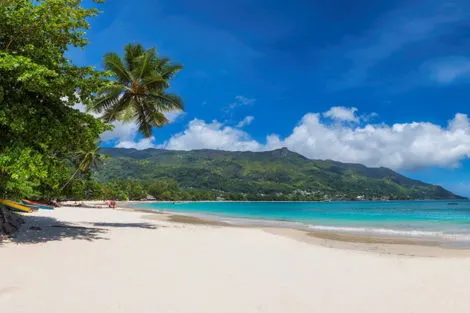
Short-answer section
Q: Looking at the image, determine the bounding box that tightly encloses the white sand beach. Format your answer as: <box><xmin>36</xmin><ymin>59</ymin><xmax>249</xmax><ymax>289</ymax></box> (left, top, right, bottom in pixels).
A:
<box><xmin>1</xmin><ymin>206</ymin><xmax>470</xmax><ymax>313</ymax></box>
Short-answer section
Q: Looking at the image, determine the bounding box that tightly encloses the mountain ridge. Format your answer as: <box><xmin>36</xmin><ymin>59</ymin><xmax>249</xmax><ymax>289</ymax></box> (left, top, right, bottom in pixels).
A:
<box><xmin>95</xmin><ymin>147</ymin><xmax>465</xmax><ymax>200</ymax></box>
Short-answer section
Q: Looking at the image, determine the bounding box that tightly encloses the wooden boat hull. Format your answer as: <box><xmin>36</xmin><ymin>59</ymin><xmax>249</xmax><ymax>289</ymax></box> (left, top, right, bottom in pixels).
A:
<box><xmin>0</xmin><ymin>199</ymin><xmax>33</xmax><ymax>213</ymax></box>
<box><xmin>22</xmin><ymin>200</ymin><xmax>54</xmax><ymax>210</ymax></box>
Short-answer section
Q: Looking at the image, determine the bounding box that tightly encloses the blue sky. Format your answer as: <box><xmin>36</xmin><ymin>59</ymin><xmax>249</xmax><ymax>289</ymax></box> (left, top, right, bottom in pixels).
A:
<box><xmin>71</xmin><ymin>0</ymin><xmax>470</xmax><ymax>196</ymax></box>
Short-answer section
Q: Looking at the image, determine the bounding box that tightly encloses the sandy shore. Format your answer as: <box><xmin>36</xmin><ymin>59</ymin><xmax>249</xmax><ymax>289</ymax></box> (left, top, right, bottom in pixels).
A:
<box><xmin>1</xmin><ymin>206</ymin><xmax>470</xmax><ymax>312</ymax></box>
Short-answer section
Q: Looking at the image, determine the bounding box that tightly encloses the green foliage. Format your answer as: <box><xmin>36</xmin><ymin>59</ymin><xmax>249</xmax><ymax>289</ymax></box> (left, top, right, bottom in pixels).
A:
<box><xmin>0</xmin><ymin>0</ymin><xmax>109</xmax><ymax>199</ymax></box>
<box><xmin>60</xmin><ymin>148</ymin><xmax>108</xmax><ymax>192</ymax></box>
<box><xmin>146</xmin><ymin>180</ymin><xmax>179</xmax><ymax>200</ymax></box>
<box><xmin>0</xmin><ymin>147</ymin><xmax>47</xmax><ymax>198</ymax></box>
<box><xmin>93</xmin><ymin>148</ymin><xmax>464</xmax><ymax>201</ymax></box>
<box><xmin>93</xmin><ymin>43</ymin><xmax>184</xmax><ymax>137</ymax></box>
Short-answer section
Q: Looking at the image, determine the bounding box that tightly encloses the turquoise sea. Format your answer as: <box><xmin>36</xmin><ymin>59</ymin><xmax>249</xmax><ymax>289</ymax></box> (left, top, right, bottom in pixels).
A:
<box><xmin>134</xmin><ymin>201</ymin><xmax>470</xmax><ymax>245</ymax></box>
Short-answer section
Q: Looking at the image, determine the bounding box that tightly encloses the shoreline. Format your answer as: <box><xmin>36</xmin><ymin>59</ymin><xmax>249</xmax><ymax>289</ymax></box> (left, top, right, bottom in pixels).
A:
<box><xmin>56</xmin><ymin>200</ymin><xmax>470</xmax><ymax>257</ymax></box>
<box><xmin>118</xmin><ymin>203</ymin><xmax>470</xmax><ymax>258</ymax></box>
<box><xmin>122</xmin><ymin>199</ymin><xmax>469</xmax><ymax>203</ymax></box>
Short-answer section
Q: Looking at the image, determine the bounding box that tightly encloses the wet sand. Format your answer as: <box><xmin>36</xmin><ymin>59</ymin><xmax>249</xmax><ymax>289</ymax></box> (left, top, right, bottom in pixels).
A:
<box><xmin>136</xmin><ymin>206</ymin><xmax>470</xmax><ymax>257</ymax></box>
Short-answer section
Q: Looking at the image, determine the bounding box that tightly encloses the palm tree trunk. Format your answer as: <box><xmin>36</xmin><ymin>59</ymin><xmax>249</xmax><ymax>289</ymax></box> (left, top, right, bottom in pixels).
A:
<box><xmin>59</xmin><ymin>167</ymin><xmax>81</xmax><ymax>192</ymax></box>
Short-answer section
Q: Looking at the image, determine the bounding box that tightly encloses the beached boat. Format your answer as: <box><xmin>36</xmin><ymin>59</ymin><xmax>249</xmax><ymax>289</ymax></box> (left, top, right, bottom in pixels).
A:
<box><xmin>22</xmin><ymin>200</ymin><xmax>54</xmax><ymax>210</ymax></box>
<box><xmin>0</xmin><ymin>199</ymin><xmax>33</xmax><ymax>213</ymax></box>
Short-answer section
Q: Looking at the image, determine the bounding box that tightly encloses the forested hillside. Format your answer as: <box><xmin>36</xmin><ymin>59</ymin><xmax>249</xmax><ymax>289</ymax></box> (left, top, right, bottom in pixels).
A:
<box><xmin>93</xmin><ymin>148</ymin><xmax>463</xmax><ymax>200</ymax></box>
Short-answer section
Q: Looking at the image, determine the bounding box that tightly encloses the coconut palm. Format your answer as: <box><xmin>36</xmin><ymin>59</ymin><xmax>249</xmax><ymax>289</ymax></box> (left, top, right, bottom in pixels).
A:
<box><xmin>60</xmin><ymin>148</ymin><xmax>106</xmax><ymax>192</ymax></box>
<box><xmin>93</xmin><ymin>44</ymin><xmax>184</xmax><ymax>137</ymax></box>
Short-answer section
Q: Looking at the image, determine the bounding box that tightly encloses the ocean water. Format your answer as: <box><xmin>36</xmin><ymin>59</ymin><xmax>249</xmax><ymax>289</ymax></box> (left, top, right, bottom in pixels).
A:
<box><xmin>134</xmin><ymin>201</ymin><xmax>470</xmax><ymax>245</ymax></box>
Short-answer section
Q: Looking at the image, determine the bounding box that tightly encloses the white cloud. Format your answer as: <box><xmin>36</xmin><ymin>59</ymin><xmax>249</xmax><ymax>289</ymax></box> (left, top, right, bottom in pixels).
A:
<box><xmin>274</xmin><ymin>113</ymin><xmax>470</xmax><ymax>169</ymax></box>
<box><xmin>72</xmin><ymin>103</ymin><xmax>100</xmax><ymax>118</ymax></box>
<box><xmin>363</xmin><ymin>112</ymin><xmax>379</xmax><ymax>121</ymax></box>
<box><xmin>163</xmin><ymin>119</ymin><xmax>262</xmax><ymax>151</ymax></box>
<box><xmin>166</xmin><ymin>111</ymin><xmax>186</xmax><ymax>123</ymax></box>
<box><xmin>73</xmin><ymin>102</ymin><xmax>184</xmax><ymax>148</ymax></box>
<box><xmin>323</xmin><ymin>106</ymin><xmax>359</xmax><ymax>123</ymax></box>
<box><xmin>100</xmin><ymin>121</ymin><xmax>139</xmax><ymax>142</ymax></box>
<box><xmin>234</xmin><ymin>96</ymin><xmax>255</xmax><ymax>106</ymax></box>
<box><xmin>236</xmin><ymin>116</ymin><xmax>255</xmax><ymax>127</ymax></box>
<box><xmin>101</xmin><ymin>110</ymin><xmax>184</xmax><ymax>146</ymax></box>
<box><xmin>159</xmin><ymin>108</ymin><xmax>470</xmax><ymax>170</ymax></box>
<box><xmin>428</xmin><ymin>56</ymin><xmax>470</xmax><ymax>83</ymax></box>
<box><xmin>116</xmin><ymin>137</ymin><xmax>157</xmax><ymax>150</ymax></box>
<box><xmin>225</xmin><ymin>95</ymin><xmax>256</xmax><ymax>112</ymax></box>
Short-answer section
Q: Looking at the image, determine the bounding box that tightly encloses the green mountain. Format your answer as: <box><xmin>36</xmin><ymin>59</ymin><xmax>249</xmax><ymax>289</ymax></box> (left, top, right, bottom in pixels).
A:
<box><xmin>95</xmin><ymin>147</ymin><xmax>464</xmax><ymax>200</ymax></box>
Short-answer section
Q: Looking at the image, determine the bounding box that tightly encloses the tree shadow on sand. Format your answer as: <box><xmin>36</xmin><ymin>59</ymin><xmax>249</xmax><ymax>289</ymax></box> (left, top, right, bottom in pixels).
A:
<box><xmin>1</xmin><ymin>216</ymin><xmax>161</xmax><ymax>246</ymax></box>
<box><xmin>4</xmin><ymin>215</ymin><xmax>107</xmax><ymax>245</ymax></box>
<box><xmin>89</xmin><ymin>222</ymin><xmax>158</xmax><ymax>229</ymax></box>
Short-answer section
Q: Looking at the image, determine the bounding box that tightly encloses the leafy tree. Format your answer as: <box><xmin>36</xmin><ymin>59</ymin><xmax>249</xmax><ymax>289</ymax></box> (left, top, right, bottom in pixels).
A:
<box><xmin>146</xmin><ymin>180</ymin><xmax>179</xmax><ymax>199</ymax></box>
<box><xmin>93</xmin><ymin>44</ymin><xmax>184</xmax><ymax>137</ymax></box>
<box><xmin>122</xmin><ymin>180</ymin><xmax>146</xmax><ymax>200</ymax></box>
<box><xmin>0</xmin><ymin>0</ymin><xmax>109</xmax><ymax>199</ymax></box>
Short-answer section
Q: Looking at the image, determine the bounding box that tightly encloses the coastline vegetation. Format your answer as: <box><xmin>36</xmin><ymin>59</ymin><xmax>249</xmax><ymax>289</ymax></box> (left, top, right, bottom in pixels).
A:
<box><xmin>0</xmin><ymin>0</ymin><xmax>183</xmax><ymax>202</ymax></box>
<box><xmin>0</xmin><ymin>0</ymin><xmax>109</xmax><ymax>200</ymax></box>
<box><xmin>61</xmin><ymin>178</ymin><xmax>419</xmax><ymax>202</ymax></box>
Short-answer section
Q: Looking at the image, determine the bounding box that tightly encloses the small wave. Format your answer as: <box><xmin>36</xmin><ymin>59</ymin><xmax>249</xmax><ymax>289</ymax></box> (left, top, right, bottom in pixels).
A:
<box><xmin>308</xmin><ymin>225</ymin><xmax>470</xmax><ymax>241</ymax></box>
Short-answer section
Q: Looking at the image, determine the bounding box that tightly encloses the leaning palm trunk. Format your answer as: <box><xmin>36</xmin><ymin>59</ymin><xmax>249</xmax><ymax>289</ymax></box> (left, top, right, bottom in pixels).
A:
<box><xmin>59</xmin><ymin>167</ymin><xmax>82</xmax><ymax>192</ymax></box>
<box><xmin>60</xmin><ymin>149</ymin><xmax>104</xmax><ymax>192</ymax></box>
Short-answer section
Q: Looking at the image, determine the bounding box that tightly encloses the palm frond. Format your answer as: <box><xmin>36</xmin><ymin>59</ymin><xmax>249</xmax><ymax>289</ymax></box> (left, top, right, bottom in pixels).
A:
<box><xmin>102</xmin><ymin>93</ymin><xmax>133</xmax><ymax>122</ymax></box>
<box><xmin>143</xmin><ymin>75</ymin><xmax>168</xmax><ymax>91</ymax></box>
<box><xmin>133</xmin><ymin>47</ymin><xmax>158</xmax><ymax>79</ymax></box>
<box><xmin>133</xmin><ymin>98</ymin><xmax>155</xmax><ymax>137</ymax></box>
<box><xmin>148</xmin><ymin>92</ymin><xmax>184</xmax><ymax>111</ymax></box>
<box><xmin>155</xmin><ymin>57</ymin><xmax>170</xmax><ymax>69</ymax></box>
<box><xmin>103</xmin><ymin>52</ymin><xmax>132</xmax><ymax>83</ymax></box>
<box><xmin>116</xmin><ymin>106</ymin><xmax>137</xmax><ymax>122</ymax></box>
<box><xmin>92</xmin><ymin>84</ymin><xmax>125</xmax><ymax>112</ymax></box>
<box><xmin>151</xmin><ymin>111</ymin><xmax>169</xmax><ymax>127</ymax></box>
<box><xmin>98</xmin><ymin>43</ymin><xmax>184</xmax><ymax>137</ymax></box>
<box><xmin>160</xmin><ymin>63</ymin><xmax>183</xmax><ymax>81</ymax></box>
<box><xmin>124</xmin><ymin>43</ymin><xmax>145</xmax><ymax>71</ymax></box>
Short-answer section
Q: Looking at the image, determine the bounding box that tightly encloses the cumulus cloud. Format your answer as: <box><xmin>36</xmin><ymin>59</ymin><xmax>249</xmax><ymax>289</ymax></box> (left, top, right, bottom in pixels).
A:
<box><xmin>273</xmin><ymin>113</ymin><xmax>470</xmax><ymax>169</ymax></box>
<box><xmin>116</xmin><ymin>137</ymin><xmax>157</xmax><ymax>150</ymax></box>
<box><xmin>323</xmin><ymin>106</ymin><xmax>359</xmax><ymax>123</ymax></box>
<box><xmin>159</xmin><ymin>108</ymin><xmax>470</xmax><ymax>170</ymax></box>
<box><xmin>236</xmin><ymin>116</ymin><xmax>255</xmax><ymax>127</ymax></box>
<box><xmin>163</xmin><ymin>119</ymin><xmax>262</xmax><ymax>151</ymax></box>
<box><xmin>100</xmin><ymin>121</ymin><xmax>139</xmax><ymax>142</ymax></box>
<box><xmin>322</xmin><ymin>106</ymin><xmax>378</xmax><ymax>123</ymax></box>
<box><xmin>165</xmin><ymin>111</ymin><xmax>186</xmax><ymax>123</ymax></box>
<box><xmin>73</xmin><ymin>102</ymin><xmax>184</xmax><ymax>147</ymax></box>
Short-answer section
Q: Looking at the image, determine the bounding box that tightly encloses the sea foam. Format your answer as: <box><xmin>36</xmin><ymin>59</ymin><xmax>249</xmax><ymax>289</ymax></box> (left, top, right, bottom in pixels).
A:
<box><xmin>307</xmin><ymin>225</ymin><xmax>470</xmax><ymax>241</ymax></box>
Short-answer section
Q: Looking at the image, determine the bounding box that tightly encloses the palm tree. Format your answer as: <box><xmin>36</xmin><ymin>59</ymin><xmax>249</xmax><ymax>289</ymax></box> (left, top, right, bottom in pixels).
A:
<box><xmin>60</xmin><ymin>148</ymin><xmax>106</xmax><ymax>192</ymax></box>
<box><xmin>93</xmin><ymin>44</ymin><xmax>184</xmax><ymax>137</ymax></box>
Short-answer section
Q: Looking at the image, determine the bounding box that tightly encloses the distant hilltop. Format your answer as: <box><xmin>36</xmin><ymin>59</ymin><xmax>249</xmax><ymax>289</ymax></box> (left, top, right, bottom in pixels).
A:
<box><xmin>95</xmin><ymin>148</ymin><xmax>465</xmax><ymax>201</ymax></box>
